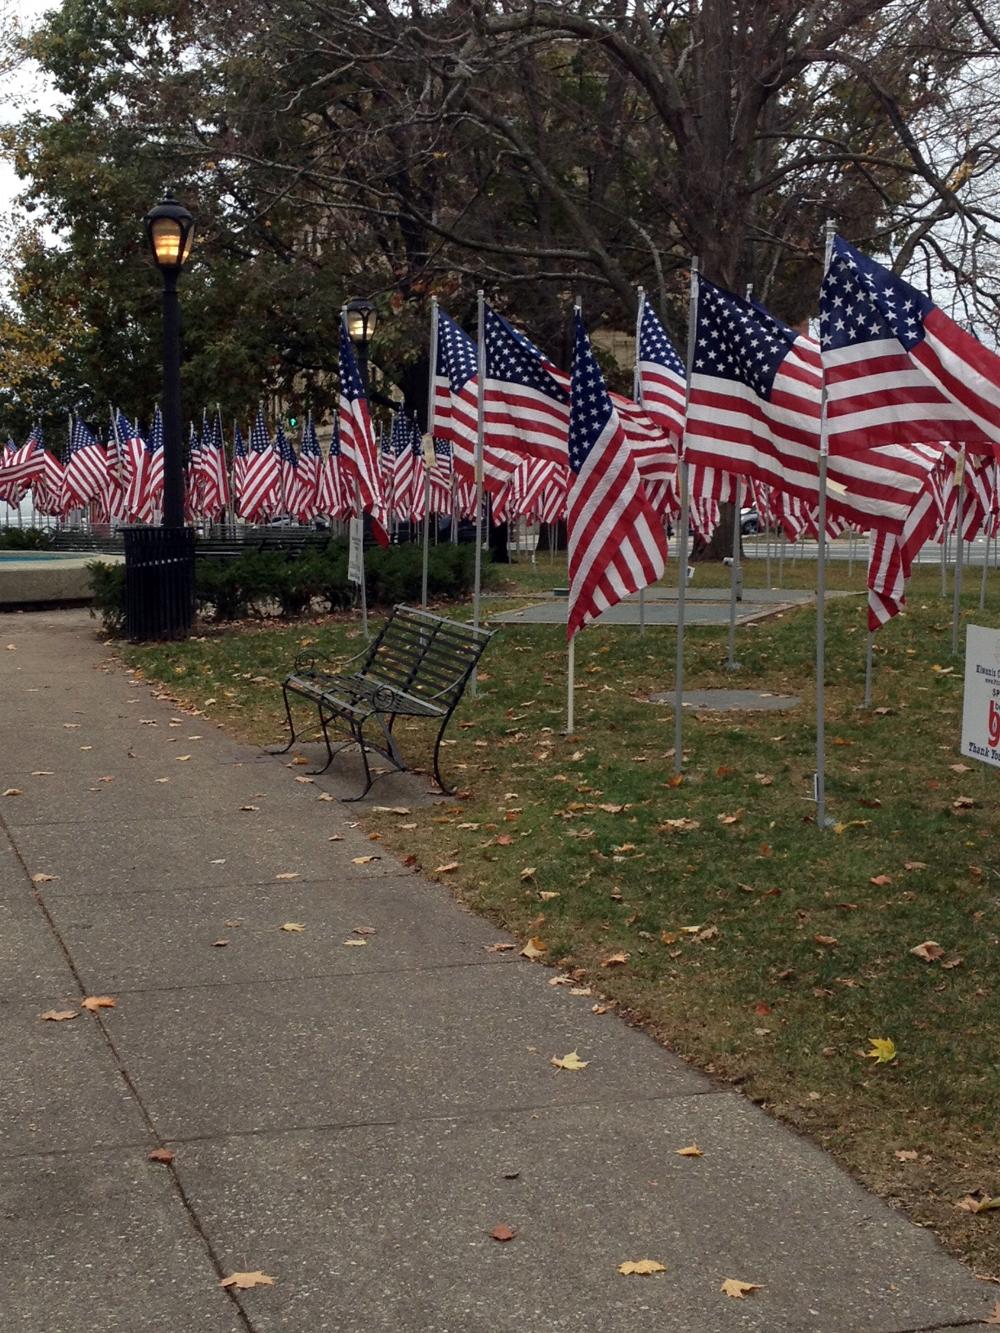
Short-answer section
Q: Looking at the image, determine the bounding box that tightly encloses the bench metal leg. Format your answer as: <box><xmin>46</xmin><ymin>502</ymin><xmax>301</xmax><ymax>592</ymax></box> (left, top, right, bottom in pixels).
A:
<box><xmin>341</xmin><ymin>718</ymin><xmax>377</xmax><ymax>802</ymax></box>
<box><xmin>432</xmin><ymin>714</ymin><xmax>456</xmax><ymax>795</ymax></box>
<box><xmin>269</xmin><ymin>684</ymin><xmax>300</xmax><ymax>755</ymax></box>
<box><xmin>308</xmin><ymin>708</ymin><xmax>337</xmax><ymax>775</ymax></box>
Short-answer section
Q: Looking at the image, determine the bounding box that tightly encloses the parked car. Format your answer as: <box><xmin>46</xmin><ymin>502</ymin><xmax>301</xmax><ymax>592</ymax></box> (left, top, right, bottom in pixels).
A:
<box><xmin>740</xmin><ymin>505</ymin><xmax>761</xmax><ymax>534</ymax></box>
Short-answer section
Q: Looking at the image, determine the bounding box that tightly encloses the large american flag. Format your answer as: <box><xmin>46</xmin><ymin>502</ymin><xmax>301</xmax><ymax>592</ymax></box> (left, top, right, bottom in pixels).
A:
<box><xmin>867</xmin><ymin>444</ymin><xmax>942</xmax><ymax>629</ymax></box>
<box><xmin>821</xmin><ymin>236</ymin><xmax>995</xmax><ymax>455</ymax></box>
<box><xmin>686</xmin><ymin>276</ymin><xmax>937</xmax><ymax>534</ymax></box>
<box><xmin>637</xmin><ymin>296</ymin><xmax>686</xmax><ymax>442</ymax></box>
<box><xmin>433</xmin><ymin>307</ymin><xmax>520</xmax><ymax>490</ymax></box>
<box><xmin>566</xmin><ymin>313</ymin><xmax>667</xmax><ymax>641</ymax></box>
<box><xmin>239</xmin><ymin>407</ymin><xmax>280</xmax><ymax>522</ymax></box>
<box><xmin>61</xmin><ymin>415</ymin><xmax>110</xmax><ymax>514</ymax></box>
<box><xmin>338</xmin><ymin>319</ymin><xmax>386</xmax><ymax>526</ymax></box>
<box><xmin>0</xmin><ymin>425</ymin><xmax>46</xmax><ymax>502</ymax></box>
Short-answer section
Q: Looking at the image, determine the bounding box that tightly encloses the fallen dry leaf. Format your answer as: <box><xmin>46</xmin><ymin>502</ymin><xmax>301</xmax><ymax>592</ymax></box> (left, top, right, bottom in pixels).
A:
<box><xmin>489</xmin><ymin>1224</ymin><xmax>517</xmax><ymax>1242</ymax></box>
<box><xmin>618</xmin><ymin>1260</ymin><xmax>666</xmax><ymax>1276</ymax></box>
<box><xmin>904</xmin><ymin>860</ymin><xmax>928</xmax><ymax>871</ymax></box>
<box><xmin>30</xmin><ymin>770</ymin><xmax>54</xmax><ymax>776</ymax></box>
<box><xmin>175</xmin><ymin>755</ymin><xmax>192</xmax><ymax>762</ymax></box>
<box><xmin>657</xmin><ymin>817</ymin><xmax>700</xmax><ymax>832</ymax></box>
<box><xmin>212</xmin><ymin>939</ymin><xmax>229</xmax><ymax>948</ymax></box>
<box><xmin>31</xmin><ymin>873</ymin><xmax>58</xmax><ymax>884</ymax></box>
<box><xmin>550</xmin><ymin>1050</ymin><xmax>589</xmax><ymax>1071</ymax></box>
<box><xmin>275</xmin><ymin>872</ymin><xmax>300</xmax><ymax>881</ymax></box>
<box><xmin>371</xmin><ymin>805</ymin><xmax>412</xmax><ymax>815</ymax></box>
<box><xmin>294</xmin><ymin>776</ymin><xmax>314</xmax><ymax>785</ymax></box>
<box><xmin>520</xmin><ymin>937</ymin><xmax>547</xmax><ymax>960</ymax></box>
<box><xmin>351</xmin><ymin>855</ymin><xmax>380</xmax><ymax>865</ymax></box>
<box><xmin>219</xmin><ymin>1271</ymin><xmax>275</xmax><ymax>1290</ymax></box>
<box><xmin>519</xmin><ymin>866</ymin><xmax>537</xmax><ymax>881</ymax></box>
<box><xmin>814</xmin><ymin>934</ymin><xmax>838</xmax><ymax>947</ymax></box>
<box><xmin>956</xmin><ymin>1192</ymin><xmax>1000</xmax><ymax>1214</ymax></box>
<box><xmin>894</xmin><ymin>1149</ymin><xmax>919</xmax><ymax>1161</ymax></box>
<box><xmin>869</xmin><ymin>874</ymin><xmax>894</xmax><ymax>887</ymax></box>
<box><xmin>81</xmin><ymin>995</ymin><xmax>117</xmax><ymax>1012</ymax></box>
<box><xmin>484</xmin><ymin>942</ymin><xmax>515</xmax><ymax>953</ymax></box>
<box><xmin>148</xmin><ymin>1148</ymin><xmax>175</xmax><ymax>1165</ymax></box>
<box><xmin>2</xmin><ymin>787</ymin><xmax>22</xmax><ymax>796</ymax></box>
<box><xmin>910</xmin><ymin>940</ymin><xmax>944</xmax><ymax>963</ymax></box>
<box><xmin>539</xmin><ymin>890</ymin><xmax>560</xmax><ymax>901</ymax></box>
<box><xmin>866</xmin><ymin>1036</ymin><xmax>896</xmax><ymax>1064</ymax></box>
<box><xmin>434</xmin><ymin>861</ymin><xmax>460</xmax><ymax>873</ymax></box>
<box><xmin>280</xmin><ymin>922</ymin><xmax>305</xmax><ymax>933</ymax></box>
<box><xmin>601</xmin><ymin>951</ymin><xmax>630</xmax><ymax>968</ymax></box>
<box><xmin>39</xmin><ymin>1009</ymin><xmax>78</xmax><ymax>1022</ymax></box>
<box><xmin>985</xmin><ymin>1300</ymin><xmax>1000</xmax><ymax>1325</ymax></box>
<box><xmin>239</xmin><ymin>804</ymin><xmax>259</xmax><ymax>812</ymax></box>
<box><xmin>675</xmin><ymin>1144</ymin><xmax>703</xmax><ymax>1158</ymax></box>
<box><xmin>343</xmin><ymin>938</ymin><xmax>367</xmax><ymax>947</ymax></box>
<box><xmin>721</xmin><ymin>1279</ymin><xmax>763</xmax><ymax>1299</ymax></box>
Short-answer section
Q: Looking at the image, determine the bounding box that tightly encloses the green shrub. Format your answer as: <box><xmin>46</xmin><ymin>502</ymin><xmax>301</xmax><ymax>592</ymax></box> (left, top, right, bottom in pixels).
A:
<box><xmin>89</xmin><ymin>538</ymin><xmax>484</xmax><ymax>631</ymax></box>
<box><xmin>87</xmin><ymin>560</ymin><xmax>126</xmax><ymax>634</ymax></box>
<box><xmin>0</xmin><ymin>527</ymin><xmax>53</xmax><ymax>550</ymax></box>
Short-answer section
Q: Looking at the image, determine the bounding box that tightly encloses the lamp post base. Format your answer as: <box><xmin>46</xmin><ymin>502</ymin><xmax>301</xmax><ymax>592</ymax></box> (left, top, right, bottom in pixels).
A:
<box><xmin>123</xmin><ymin>526</ymin><xmax>195</xmax><ymax>641</ymax></box>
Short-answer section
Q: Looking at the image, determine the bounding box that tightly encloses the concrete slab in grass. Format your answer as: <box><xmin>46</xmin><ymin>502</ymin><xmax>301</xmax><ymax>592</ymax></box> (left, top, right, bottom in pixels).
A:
<box><xmin>0</xmin><ymin>895</ymin><xmax>75</xmax><ymax>999</ymax></box>
<box><xmin>172</xmin><ymin>1097</ymin><xmax>994</xmax><ymax>1333</ymax></box>
<box><xmin>9</xmin><ymin>812</ymin><xmax>408</xmax><ymax>895</ymax></box>
<box><xmin>45</xmin><ymin>878</ymin><xmax>513</xmax><ymax>992</ymax></box>
<box><xmin>106</xmin><ymin>962</ymin><xmax>709</xmax><ymax>1140</ymax></box>
<box><xmin>0</xmin><ymin>1001</ymin><xmax>150</xmax><ymax>1157</ymax></box>
<box><xmin>0</xmin><ymin>1149</ymin><xmax>244</xmax><ymax>1333</ymax></box>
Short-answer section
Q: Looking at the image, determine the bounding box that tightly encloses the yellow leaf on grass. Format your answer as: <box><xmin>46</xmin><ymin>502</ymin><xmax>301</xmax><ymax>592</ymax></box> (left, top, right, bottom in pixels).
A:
<box><xmin>520</xmin><ymin>866</ymin><xmax>537</xmax><ymax>881</ymax></box>
<box><xmin>520</xmin><ymin>936</ymin><xmax>547</xmax><ymax>959</ymax></box>
<box><xmin>909</xmin><ymin>940</ymin><xmax>944</xmax><ymax>963</ymax></box>
<box><xmin>601</xmin><ymin>951</ymin><xmax>630</xmax><ymax>968</ymax></box>
<box><xmin>550</xmin><ymin>1050</ymin><xmax>589</xmax><ymax>1071</ymax></box>
<box><xmin>81</xmin><ymin>995</ymin><xmax>117</xmax><ymax>1011</ymax></box>
<box><xmin>219</xmin><ymin>1271</ymin><xmax>275</xmax><ymax>1290</ymax></box>
<box><xmin>866</xmin><ymin>1037</ymin><xmax>896</xmax><ymax>1064</ymax></box>
<box><xmin>832</xmin><ymin>819</ymin><xmax>870</xmax><ymax>835</ymax></box>
<box><xmin>539</xmin><ymin>891</ymin><xmax>560</xmax><ymax>901</ymax></box>
<box><xmin>675</xmin><ymin>1144</ymin><xmax>703</xmax><ymax>1157</ymax></box>
<box><xmin>434</xmin><ymin>862</ymin><xmax>460</xmax><ymax>873</ymax></box>
<box><xmin>721</xmin><ymin>1279</ymin><xmax>763</xmax><ymax>1299</ymax></box>
<box><xmin>39</xmin><ymin>1009</ymin><xmax>78</xmax><ymax>1022</ymax></box>
<box><xmin>618</xmin><ymin>1260</ymin><xmax>666</xmax><ymax>1276</ymax></box>
<box><xmin>280</xmin><ymin>923</ymin><xmax>305</xmax><ymax>933</ymax></box>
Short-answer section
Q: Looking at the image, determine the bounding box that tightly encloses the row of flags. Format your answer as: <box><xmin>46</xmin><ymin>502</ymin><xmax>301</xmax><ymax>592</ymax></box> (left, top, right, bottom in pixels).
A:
<box><xmin>5</xmin><ymin>239</ymin><xmax>1000</xmax><ymax>638</ymax></box>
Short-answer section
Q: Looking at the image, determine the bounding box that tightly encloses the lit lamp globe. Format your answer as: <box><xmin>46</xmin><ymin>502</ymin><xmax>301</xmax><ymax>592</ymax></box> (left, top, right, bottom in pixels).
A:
<box><xmin>344</xmin><ymin>296</ymin><xmax>378</xmax><ymax>345</ymax></box>
<box><xmin>143</xmin><ymin>198</ymin><xmax>195</xmax><ymax>272</ymax></box>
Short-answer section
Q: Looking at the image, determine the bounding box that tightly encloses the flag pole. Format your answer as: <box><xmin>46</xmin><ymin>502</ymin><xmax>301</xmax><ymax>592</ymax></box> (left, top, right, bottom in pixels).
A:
<box><xmin>421</xmin><ymin>464</ymin><xmax>431</xmax><ymax>610</ymax></box>
<box><xmin>726</xmin><ymin>475</ymin><xmax>742</xmax><ymax>670</ymax></box>
<box><xmin>673</xmin><ymin>257</ymin><xmax>699</xmax><ymax>776</ymax></box>
<box><xmin>979</xmin><ymin>524</ymin><xmax>991</xmax><ymax>611</ymax></box>
<box><xmin>951</xmin><ymin>446</ymin><xmax>967</xmax><ymax>655</ymax></box>
<box><xmin>634</xmin><ymin>286</ymin><xmax>647</xmax><ymax>638</ymax></box>
<box><xmin>815</xmin><ymin>221</ymin><xmax>836</xmax><ymax>829</ymax></box>
<box><xmin>863</xmin><ymin>530</ymin><xmax>874</xmax><ymax>708</ymax></box>
<box><xmin>471</xmin><ymin>289</ymin><xmax>486</xmax><ymax>696</ymax></box>
<box><xmin>566</xmin><ymin>293</ymin><xmax>584</xmax><ymax>734</ymax></box>
<box><xmin>425</xmin><ymin>298</ymin><xmax>440</xmax><ymax>593</ymax></box>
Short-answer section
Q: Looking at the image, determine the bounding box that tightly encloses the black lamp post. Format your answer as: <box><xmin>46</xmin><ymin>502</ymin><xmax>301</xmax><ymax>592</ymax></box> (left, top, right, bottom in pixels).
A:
<box><xmin>123</xmin><ymin>196</ymin><xmax>196</xmax><ymax>640</ymax></box>
<box><xmin>144</xmin><ymin>197</ymin><xmax>195</xmax><ymax>528</ymax></box>
<box><xmin>344</xmin><ymin>296</ymin><xmax>378</xmax><ymax>393</ymax></box>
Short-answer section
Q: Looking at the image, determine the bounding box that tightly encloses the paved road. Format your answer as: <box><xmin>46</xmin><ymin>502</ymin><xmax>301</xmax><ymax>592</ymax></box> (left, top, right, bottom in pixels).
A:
<box><xmin>0</xmin><ymin>609</ymin><xmax>992</xmax><ymax>1332</ymax></box>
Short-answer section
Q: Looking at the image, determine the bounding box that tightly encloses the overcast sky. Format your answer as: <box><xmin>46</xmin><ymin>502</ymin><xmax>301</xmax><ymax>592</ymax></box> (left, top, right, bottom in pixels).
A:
<box><xmin>1</xmin><ymin>0</ymin><xmax>57</xmax><ymax>217</ymax></box>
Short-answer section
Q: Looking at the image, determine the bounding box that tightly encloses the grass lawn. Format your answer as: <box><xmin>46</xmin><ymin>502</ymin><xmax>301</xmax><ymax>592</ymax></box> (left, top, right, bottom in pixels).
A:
<box><xmin>118</xmin><ymin>549</ymin><xmax>1000</xmax><ymax>1274</ymax></box>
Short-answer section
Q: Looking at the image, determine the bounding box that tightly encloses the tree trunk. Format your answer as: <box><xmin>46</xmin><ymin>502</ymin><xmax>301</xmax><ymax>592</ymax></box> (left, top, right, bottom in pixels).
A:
<box><xmin>690</xmin><ymin>501</ymin><xmax>743</xmax><ymax>563</ymax></box>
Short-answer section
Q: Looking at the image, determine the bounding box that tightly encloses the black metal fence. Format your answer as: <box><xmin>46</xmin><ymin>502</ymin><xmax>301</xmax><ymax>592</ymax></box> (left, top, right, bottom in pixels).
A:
<box><xmin>123</xmin><ymin>526</ymin><xmax>195</xmax><ymax>641</ymax></box>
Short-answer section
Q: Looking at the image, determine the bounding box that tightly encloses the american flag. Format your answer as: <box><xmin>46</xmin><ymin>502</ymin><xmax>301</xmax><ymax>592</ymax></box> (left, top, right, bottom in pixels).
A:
<box><xmin>239</xmin><ymin>407</ymin><xmax>280</xmax><ymax>522</ymax></box>
<box><xmin>136</xmin><ymin>407</ymin><xmax>165</xmax><ymax>523</ymax></box>
<box><xmin>509</xmin><ymin>457</ymin><xmax>564</xmax><ymax>521</ymax></box>
<box><xmin>867</xmin><ymin>445</ymin><xmax>942</xmax><ymax>629</ymax></box>
<box><xmin>566</xmin><ymin>313</ymin><xmax>667</xmax><ymax>640</ymax></box>
<box><xmin>231</xmin><ymin>423</ymin><xmax>248</xmax><ymax>509</ymax></box>
<box><xmin>296</xmin><ymin>416</ymin><xmax>322</xmax><ymax>522</ymax></box>
<box><xmin>637</xmin><ymin>296</ymin><xmax>686</xmax><ymax>442</ymax></box>
<box><xmin>0</xmin><ymin>425</ymin><xmax>46</xmax><ymax>502</ymax></box>
<box><xmin>274</xmin><ymin>425</ymin><xmax>301</xmax><ymax>517</ymax></box>
<box><xmin>61</xmin><ymin>415</ymin><xmax>110</xmax><ymax>514</ymax></box>
<box><xmin>196</xmin><ymin>409</ymin><xmax>229</xmax><ymax>519</ymax></box>
<box><xmin>686</xmin><ymin>276</ymin><xmax>937</xmax><ymax>534</ymax></box>
<box><xmin>387</xmin><ymin>413</ymin><xmax>419</xmax><ymax>522</ymax></box>
<box><xmin>821</xmin><ymin>236</ymin><xmax>996</xmax><ymax>455</ymax></box>
<box><xmin>433</xmin><ymin>307</ymin><xmax>520</xmax><ymax>491</ymax></box>
<box><xmin>186</xmin><ymin>421</ymin><xmax>203</xmax><ymax>521</ymax></box>
<box><xmin>319</xmin><ymin>418</ymin><xmax>348</xmax><ymax>520</ymax></box>
<box><xmin>338</xmin><ymin>319</ymin><xmax>386</xmax><ymax>526</ymax></box>
<box><xmin>484</xmin><ymin>305</ymin><xmax>570</xmax><ymax>468</ymax></box>
<box><xmin>427</xmin><ymin>438</ymin><xmax>454</xmax><ymax>515</ymax></box>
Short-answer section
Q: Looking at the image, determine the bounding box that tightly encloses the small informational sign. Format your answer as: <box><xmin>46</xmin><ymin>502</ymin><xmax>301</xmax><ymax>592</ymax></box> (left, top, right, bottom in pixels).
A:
<box><xmin>960</xmin><ymin>624</ymin><xmax>1000</xmax><ymax>769</ymax></box>
<box><xmin>347</xmin><ymin>517</ymin><xmax>364</xmax><ymax>585</ymax></box>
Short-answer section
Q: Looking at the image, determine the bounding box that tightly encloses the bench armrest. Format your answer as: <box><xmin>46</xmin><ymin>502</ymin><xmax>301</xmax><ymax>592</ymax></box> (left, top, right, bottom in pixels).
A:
<box><xmin>293</xmin><ymin>639</ymin><xmax>371</xmax><ymax>675</ymax></box>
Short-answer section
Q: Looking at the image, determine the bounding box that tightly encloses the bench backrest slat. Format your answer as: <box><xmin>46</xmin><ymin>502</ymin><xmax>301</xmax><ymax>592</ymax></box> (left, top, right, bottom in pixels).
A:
<box><xmin>359</xmin><ymin>605</ymin><xmax>494</xmax><ymax>705</ymax></box>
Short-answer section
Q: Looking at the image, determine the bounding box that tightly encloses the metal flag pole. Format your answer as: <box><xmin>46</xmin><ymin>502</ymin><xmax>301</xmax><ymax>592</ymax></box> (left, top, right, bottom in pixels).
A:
<box><xmin>421</xmin><ymin>457</ymin><xmax>431</xmax><ymax>609</ymax></box>
<box><xmin>726</xmin><ymin>475</ymin><xmax>742</xmax><ymax>670</ymax></box>
<box><xmin>673</xmin><ymin>257</ymin><xmax>699</xmax><ymax>776</ymax></box>
<box><xmin>778</xmin><ymin>529</ymin><xmax>786</xmax><ymax>586</ymax></box>
<box><xmin>863</xmin><ymin>529</ymin><xmax>874</xmax><ymax>708</ymax></box>
<box><xmin>566</xmin><ymin>293</ymin><xmax>584</xmax><ymax>734</ymax></box>
<box><xmin>634</xmin><ymin>286</ymin><xmax>647</xmax><ymax>638</ymax></box>
<box><xmin>470</xmin><ymin>289</ymin><xmax>486</xmax><ymax>697</ymax></box>
<box><xmin>979</xmin><ymin>526</ymin><xmax>991</xmax><ymax>610</ymax></box>
<box><xmin>814</xmin><ymin>221</ymin><xmax>836</xmax><ymax>829</ymax></box>
<box><xmin>940</xmin><ymin>520</ymin><xmax>948</xmax><ymax>598</ymax></box>
<box><xmin>951</xmin><ymin>446</ymin><xmax>967</xmax><ymax>655</ymax></box>
<box><xmin>764</xmin><ymin>496</ymin><xmax>772</xmax><ymax>587</ymax></box>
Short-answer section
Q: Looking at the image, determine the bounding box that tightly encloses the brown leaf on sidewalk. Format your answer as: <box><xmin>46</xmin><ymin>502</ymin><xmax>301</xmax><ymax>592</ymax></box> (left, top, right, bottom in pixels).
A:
<box><xmin>148</xmin><ymin>1148</ymin><xmax>175</xmax><ymax>1165</ymax></box>
<box><xmin>352</xmin><ymin>855</ymin><xmax>380</xmax><ymax>865</ymax></box>
<box><xmin>81</xmin><ymin>995</ymin><xmax>117</xmax><ymax>1011</ymax></box>
<box><xmin>489</xmin><ymin>1224</ymin><xmax>517</xmax><ymax>1242</ymax></box>
<box><xmin>31</xmin><ymin>873</ymin><xmax>58</xmax><ymax>883</ymax></box>
<box><xmin>2</xmin><ymin>787</ymin><xmax>22</xmax><ymax>796</ymax></box>
<box><xmin>675</xmin><ymin>1144</ymin><xmax>703</xmax><ymax>1157</ymax></box>
<box><xmin>39</xmin><ymin>1009</ymin><xmax>78</xmax><ymax>1022</ymax></box>
<box><xmin>618</xmin><ymin>1260</ymin><xmax>666</xmax><ymax>1276</ymax></box>
<box><xmin>219</xmin><ymin>1271</ymin><xmax>275</xmax><ymax>1290</ymax></box>
<box><xmin>275</xmin><ymin>872</ymin><xmax>300</xmax><ymax>880</ymax></box>
<box><xmin>550</xmin><ymin>1050</ymin><xmax>589</xmax><ymax>1071</ymax></box>
<box><xmin>520</xmin><ymin>937</ymin><xmax>547</xmax><ymax>959</ymax></box>
<box><xmin>721</xmin><ymin>1279</ymin><xmax>763</xmax><ymax>1299</ymax></box>
<box><xmin>280</xmin><ymin>923</ymin><xmax>305</xmax><ymax>933</ymax></box>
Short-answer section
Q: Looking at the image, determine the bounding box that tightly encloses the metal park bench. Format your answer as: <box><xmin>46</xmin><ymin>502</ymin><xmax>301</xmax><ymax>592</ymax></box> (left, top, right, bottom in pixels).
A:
<box><xmin>275</xmin><ymin>605</ymin><xmax>496</xmax><ymax>800</ymax></box>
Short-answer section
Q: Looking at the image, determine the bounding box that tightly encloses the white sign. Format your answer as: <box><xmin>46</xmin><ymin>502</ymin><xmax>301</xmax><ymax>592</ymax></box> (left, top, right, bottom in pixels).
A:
<box><xmin>960</xmin><ymin>624</ymin><xmax>1000</xmax><ymax>769</ymax></box>
<box><xmin>347</xmin><ymin>517</ymin><xmax>364</xmax><ymax>585</ymax></box>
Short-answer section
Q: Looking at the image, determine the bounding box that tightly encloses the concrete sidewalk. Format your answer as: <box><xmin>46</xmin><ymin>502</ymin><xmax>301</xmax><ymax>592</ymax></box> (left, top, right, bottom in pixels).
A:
<box><xmin>0</xmin><ymin>609</ymin><xmax>992</xmax><ymax>1333</ymax></box>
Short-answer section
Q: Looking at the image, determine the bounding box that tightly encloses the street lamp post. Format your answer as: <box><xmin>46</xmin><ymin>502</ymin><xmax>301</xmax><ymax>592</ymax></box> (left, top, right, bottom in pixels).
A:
<box><xmin>344</xmin><ymin>296</ymin><xmax>378</xmax><ymax>392</ymax></box>
<box><xmin>123</xmin><ymin>197</ymin><xmax>197</xmax><ymax>641</ymax></box>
